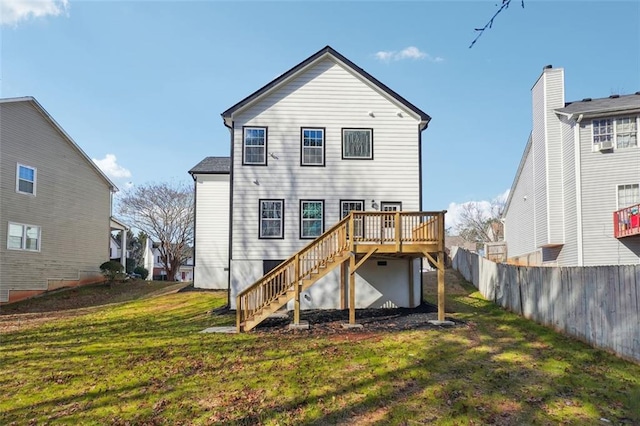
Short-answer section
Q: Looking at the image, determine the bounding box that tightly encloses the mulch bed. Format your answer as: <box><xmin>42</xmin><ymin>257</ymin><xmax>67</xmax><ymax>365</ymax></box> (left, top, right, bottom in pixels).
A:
<box><xmin>251</xmin><ymin>303</ymin><xmax>465</xmax><ymax>334</ymax></box>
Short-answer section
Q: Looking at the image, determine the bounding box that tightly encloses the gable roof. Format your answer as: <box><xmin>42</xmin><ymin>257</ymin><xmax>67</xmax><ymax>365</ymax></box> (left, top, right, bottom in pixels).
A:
<box><xmin>188</xmin><ymin>156</ymin><xmax>231</xmax><ymax>175</ymax></box>
<box><xmin>221</xmin><ymin>46</ymin><xmax>431</xmax><ymax>129</ymax></box>
<box><xmin>556</xmin><ymin>92</ymin><xmax>640</xmax><ymax>117</ymax></box>
<box><xmin>0</xmin><ymin>96</ymin><xmax>117</xmax><ymax>192</ymax></box>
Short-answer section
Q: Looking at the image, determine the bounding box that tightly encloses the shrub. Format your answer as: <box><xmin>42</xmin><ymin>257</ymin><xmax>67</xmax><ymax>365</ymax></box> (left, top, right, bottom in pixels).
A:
<box><xmin>133</xmin><ymin>266</ymin><xmax>149</xmax><ymax>280</ymax></box>
<box><xmin>100</xmin><ymin>261</ymin><xmax>125</xmax><ymax>283</ymax></box>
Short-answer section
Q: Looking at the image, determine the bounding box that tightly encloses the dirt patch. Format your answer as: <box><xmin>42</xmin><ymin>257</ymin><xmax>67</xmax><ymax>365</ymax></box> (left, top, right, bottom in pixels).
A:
<box><xmin>253</xmin><ymin>303</ymin><xmax>464</xmax><ymax>335</ymax></box>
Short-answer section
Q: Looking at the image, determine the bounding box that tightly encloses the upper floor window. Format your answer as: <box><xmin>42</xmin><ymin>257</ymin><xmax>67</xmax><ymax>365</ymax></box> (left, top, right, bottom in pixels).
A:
<box><xmin>243</xmin><ymin>127</ymin><xmax>267</xmax><ymax>165</ymax></box>
<box><xmin>16</xmin><ymin>164</ymin><xmax>36</xmax><ymax>195</ymax></box>
<box><xmin>616</xmin><ymin>117</ymin><xmax>638</xmax><ymax>149</ymax></box>
<box><xmin>260</xmin><ymin>199</ymin><xmax>284</xmax><ymax>239</ymax></box>
<box><xmin>7</xmin><ymin>222</ymin><xmax>41</xmax><ymax>251</ymax></box>
<box><xmin>593</xmin><ymin>117</ymin><xmax>638</xmax><ymax>150</ymax></box>
<box><xmin>300</xmin><ymin>200</ymin><xmax>324</xmax><ymax>239</ymax></box>
<box><xmin>301</xmin><ymin>128</ymin><xmax>325</xmax><ymax>166</ymax></box>
<box><xmin>618</xmin><ymin>184</ymin><xmax>640</xmax><ymax>209</ymax></box>
<box><xmin>342</xmin><ymin>128</ymin><xmax>373</xmax><ymax>160</ymax></box>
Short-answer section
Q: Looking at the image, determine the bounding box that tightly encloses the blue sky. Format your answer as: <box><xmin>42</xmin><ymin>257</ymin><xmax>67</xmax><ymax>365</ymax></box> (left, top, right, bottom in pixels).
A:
<box><xmin>2</xmin><ymin>0</ymin><xmax>639</xmax><ymax>228</ymax></box>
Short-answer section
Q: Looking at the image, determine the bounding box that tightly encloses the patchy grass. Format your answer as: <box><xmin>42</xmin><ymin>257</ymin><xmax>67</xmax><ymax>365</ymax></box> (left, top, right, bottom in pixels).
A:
<box><xmin>1</xmin><ymin>273</ymin><xmax>639</xmax><ymax>425</ymax></box>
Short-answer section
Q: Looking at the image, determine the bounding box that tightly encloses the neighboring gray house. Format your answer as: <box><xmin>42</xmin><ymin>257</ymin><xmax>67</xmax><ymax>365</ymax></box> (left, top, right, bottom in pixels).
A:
<box><xmin>0</xmin><ymin>97</ymin><xmax>118</xmax><ymax>303</ymax></box>
<box><xmin>188</xmin><ymin>157</ymin><xmax>230</xmax><ymax>289</ymax></box>
<box><xmin>503</xmin><ymin>66</ymin><xmax>640</xmax><ymax>266</ymax></box>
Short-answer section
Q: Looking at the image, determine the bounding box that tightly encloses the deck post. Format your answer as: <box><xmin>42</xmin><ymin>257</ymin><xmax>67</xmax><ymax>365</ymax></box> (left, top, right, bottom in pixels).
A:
<box><xmin>349</xmin><ymin>253</ymin><xmax>356</xmax><ymax>324</ymax></box>
<box><xmin>294</xmin><ymin>254</ymin><xmax>300</xmax><ymax>324</ymax></box>
<box><xmin>408</xmin><ymin>258</ymin><xmax>415</xmax><ymax>307</ymax></box>
<box><xmin>437</xmin><ymin>211</ymin><xmax>446</xmax><ymax>321</ymax></box>
<box><xmin>340</xmin><ymin>262</ymin><xmax>347</xmax><ymax>309</ymax></box>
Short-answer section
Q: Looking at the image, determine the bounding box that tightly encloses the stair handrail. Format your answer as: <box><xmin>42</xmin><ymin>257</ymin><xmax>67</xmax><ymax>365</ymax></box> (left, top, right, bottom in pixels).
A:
<box><xmin>236</xmin><ymin>215</ymin><xmax>351</xmax><ymax>328</ymax></box>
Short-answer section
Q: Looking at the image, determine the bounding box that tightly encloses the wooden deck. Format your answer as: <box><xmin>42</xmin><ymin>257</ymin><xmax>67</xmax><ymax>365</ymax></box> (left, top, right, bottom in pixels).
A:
<box><xmin>237</xmin><ymin>211</ymin><xmax>447</xmax><ymax>332</ymax></box>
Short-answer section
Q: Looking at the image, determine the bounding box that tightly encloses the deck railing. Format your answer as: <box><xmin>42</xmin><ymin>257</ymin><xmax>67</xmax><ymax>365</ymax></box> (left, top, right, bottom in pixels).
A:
<box><xmin>236</xmin><ymin>216</ymin><xmax>350</xmax><ymax>330</ymax></box>
<box><xmin>614</xmin><ymin>204</ymin><xmax>640</xmax><ymax>238</ymax></box>
<box><xmin>351</xmin><ymin>211</ymin><xmax>443</xmax><ymax>245</ymax></box>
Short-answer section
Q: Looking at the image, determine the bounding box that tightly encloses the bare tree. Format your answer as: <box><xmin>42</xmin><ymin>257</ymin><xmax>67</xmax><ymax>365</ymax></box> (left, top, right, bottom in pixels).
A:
<box><xmin>118</xmin><ymin>182</ymin><xmax>194</xmax><ymax>281</ymax></box>
<box><xmin>456</xmin><ymin>199</ymin><xmax>505</xmax><ymax>244</ymax></box>
<box><xmin>470</xmin><ymin>0</ymin><xmax>525</xmax><ymax>48</ymax></box>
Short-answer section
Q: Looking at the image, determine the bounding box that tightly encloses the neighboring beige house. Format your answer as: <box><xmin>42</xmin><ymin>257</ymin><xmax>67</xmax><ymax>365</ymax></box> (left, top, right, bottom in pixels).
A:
<box><xmin>0</xmin><ymin>97</ymin><xmax>118</xmax><ymax>303</ymax></box>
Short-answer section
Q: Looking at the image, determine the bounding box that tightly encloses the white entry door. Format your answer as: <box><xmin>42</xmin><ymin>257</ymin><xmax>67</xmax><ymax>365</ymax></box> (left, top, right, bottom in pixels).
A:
<box><xmin>380</xmin><ymin>202</ymin><xmax>402</xmax><ymax>240</ymax></box>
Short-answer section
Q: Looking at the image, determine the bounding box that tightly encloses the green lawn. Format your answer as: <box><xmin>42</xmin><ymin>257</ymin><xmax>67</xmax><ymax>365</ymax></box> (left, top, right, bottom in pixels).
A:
<box><xmin>1</xmin><ymin>277</ymin><xmax>638</xmax><ymax>425</ymax></box>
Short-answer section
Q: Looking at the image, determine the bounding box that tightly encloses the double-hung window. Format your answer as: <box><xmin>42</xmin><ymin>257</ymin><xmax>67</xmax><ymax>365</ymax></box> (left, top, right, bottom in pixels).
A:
<box><xmin>7</xmin><ymin>222</ymin><xmax>41</xmax><ymax>251</ymax></box>
<box><xmin>301</xmin><ymin>128</ymin><xmax>325</xmax><ymax>166</ymax></box>
<box><xmin>615</xmin><ymin>117</ymin><xmax>638</xmax><ymax>149</ymax></box>
<box><xmin>342</xmin><ymin>128</ymin><xmax>373</xmax><ymax>159</ymax></box>
<box><xmin>243</xmin><ymin>127</ymin><xmax>267</xmax><ymax>165</ymax></box>
<box><xmin>593</xmin><ymin>117</ymin><xmax>639</xmax><ymax>150</ymax></box>
<box><xmin>259</xmin><ymin>199</ymin><xmax>284</xmax><ymax>239</ymax></box>
<box><xmin>617</xmin><ymin>184</ymin><xmax>640</xmax><ymax>209</ymax></box>
<box><xmin>300</xmin><ymin>200</ymin><xmax>324</xmax><ymax>239</ymax></box>
<box><xmin>16</xmin><ymin>164</ymin><xmax>36</xmax><ymax>195</ymax></box>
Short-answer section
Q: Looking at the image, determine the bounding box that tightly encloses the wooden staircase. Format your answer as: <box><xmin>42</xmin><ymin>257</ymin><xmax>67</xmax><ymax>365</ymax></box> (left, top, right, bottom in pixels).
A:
<box><xmin>236</xmin><ymin>211</ymin><xmax>446</xmax><ymax>332</ymax></box>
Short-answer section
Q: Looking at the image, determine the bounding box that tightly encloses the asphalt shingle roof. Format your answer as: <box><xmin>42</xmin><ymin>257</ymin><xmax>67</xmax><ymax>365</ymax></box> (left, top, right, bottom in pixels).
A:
<box><xmin>188</xmin><ymin>156</ymin><xmax>231</xmax><ymax>174</ymax></box>
<box><xmin>557</xmin><ymin>93</ymin><xmax>640</xmax><ymax>115</ymax></box>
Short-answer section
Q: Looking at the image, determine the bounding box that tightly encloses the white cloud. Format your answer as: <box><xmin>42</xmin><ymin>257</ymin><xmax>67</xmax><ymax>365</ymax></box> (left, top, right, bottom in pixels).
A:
<box><xmin>93</xmin><ymin>154</ymin><xmax>132</xmax><ymax>180</ymax></box>
<box><xmin>374</xmin><ymin>46</ymin><xmax>443</xmax><ymax>63</ymax></box>
<box><xmin>446</xmin><ymin>189</ymin><xmax>510</xmax><ymax>232</ymax></box>
<box><xmin>0</xmin><ymin>0</ymin><xmax>69</xmax><ymax>26</ymax></box>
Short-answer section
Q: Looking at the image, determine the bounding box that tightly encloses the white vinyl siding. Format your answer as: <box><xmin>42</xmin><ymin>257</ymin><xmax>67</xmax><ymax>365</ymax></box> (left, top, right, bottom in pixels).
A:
<box><xmin>504</xmin><ymin>140</ymin><xmax>537</xmax><ymax>258</ymax></box>
<box><xmin>228</xmin><ymin>57</ymin><xmax>422</xmax><ymax>299</ymax></box>
<box><xmin>192</xmin><ymin>174</ymin><xmax>230</xmax><ymax>289</ymax></box>
<box><xmin>557</xmin><ymin>117</ymin><xmax>579</xmax><ymax>266</ymax></box>
<box><xmin>0</xmin><ymin>101</ymin><xmax>112</xmax><ymax>302</ymax></box>
<box><xmin>16</xmin><ymin>163</ymin><xmax>36</xmax><ymax>195</ymax></box>
<box><xmin>579</xmin><ymin>117</ymin><xmax>640</xmax><ymax>265</ymax></box>
<box><xmin>531</xmin><ymin>72</ymin><xmax>549</xmax><ymax>249</ymax></box>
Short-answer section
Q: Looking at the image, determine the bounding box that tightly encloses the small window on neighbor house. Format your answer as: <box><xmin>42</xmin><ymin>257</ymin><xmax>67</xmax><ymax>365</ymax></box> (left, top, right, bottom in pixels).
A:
<box><xmin>300</xmin><ymin>200</ymin><xmax>324</xmax><ymax>239</ymax></box>
<box><xmin>7</xmin><ymin>222</ymin><xmax>40</xmax><ymax>251</ymax></box>
<box><xmin>243</xmin><ymin>127</ymin><xmax>267</xmax><ymax>165</ymax></box>
<box><xmin>616</xmin><ymin>117</ymin><xmax>638</xmax><ymax>149</ymax></box>
<box><xmin>260</xmin><ymin>199</ymin><xmax>284</xmax><ymax>239</ymax></box>
<box><xmin>617</xmin><ymin>184</ymin><xmax>640</xmax><ymax>209</ymax></box>
<box><xmin>342</xmin><ymin>129</ymin><xmax>373</xmax><ymax>159</ymax></box>
<box><xmin>301</xmin><ymin>128</ymin><xmax>325</xmax><ymax>166</ymax></box>
<box><xmin>16</xmin><ymin>164</ymin><xmax>36</xmax><ymax>195</ymax></box>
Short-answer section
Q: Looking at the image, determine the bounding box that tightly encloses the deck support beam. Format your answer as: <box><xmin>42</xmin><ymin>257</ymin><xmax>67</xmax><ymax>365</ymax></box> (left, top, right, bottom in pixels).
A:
<box><xmin>408</xmin><ymin>259</ymin><xmax>415</xmax><ymax>307</ymax></box>
<box><xmin>340</xmin><ymin>262</ymin><xmax>347</xmax><ymax>310</ymax></box>
<box><xmin>349</xmin><ymin>253</ymin><xmax>356</xmax><ymax>324</ymax></box>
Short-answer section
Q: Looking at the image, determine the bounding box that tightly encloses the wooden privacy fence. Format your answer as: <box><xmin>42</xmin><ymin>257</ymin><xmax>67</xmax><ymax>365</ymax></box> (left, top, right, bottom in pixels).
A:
<box><xmin>451</xmin><ymin>247</ymin><xmax>640</xmax><ymax>363</ymax></box>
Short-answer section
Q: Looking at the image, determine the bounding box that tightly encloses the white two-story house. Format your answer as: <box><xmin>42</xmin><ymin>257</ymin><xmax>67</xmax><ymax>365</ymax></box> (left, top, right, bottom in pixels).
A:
<box><xmin>503</xmin><ymin>66</ymin><xmax>640</xmax><ymax>266</ymax></box>
<box><xmin>191</xmin><ymin>46</ymin><xmax>445</xmax><ymax>328</ymax></box>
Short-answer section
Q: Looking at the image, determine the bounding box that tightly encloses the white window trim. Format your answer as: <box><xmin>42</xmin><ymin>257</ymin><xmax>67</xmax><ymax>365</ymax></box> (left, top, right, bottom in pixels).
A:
<box><xmin>259</xmin><ymin>199</ymin><xmax>284</xmax><ymax>239</ymax></box>
<box><xmin>243</xmin><ymin>127</ymin><xmax>267</xmax><ymax>165</ymax></box>
<box><xmin>301</xmin><ymin>128</ymin><xmax>325</xmax><ymax>166</ymax></box>
<box><xmin>592</xmin><ymin>116</ymin><xmax>639</xmax><ymax>152</ymax></box>
<box><xmin>7</xmin><ymin>222</ymin><xmax>41</xmax><ymax>252</ymax></box>
<box><xmin>300</xmin><ymin>200</ymin><xmax>324</xmax><ymax>239</ymax></box>
<box><xmin>342</xmin><ymin>128</ymin><xmax>373</xmax><ymax>160</ymax></box>
<box><xmin>16</xmin><ymin>163</ymin><xmax>37</xmax><ymax>196</ymax></box>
